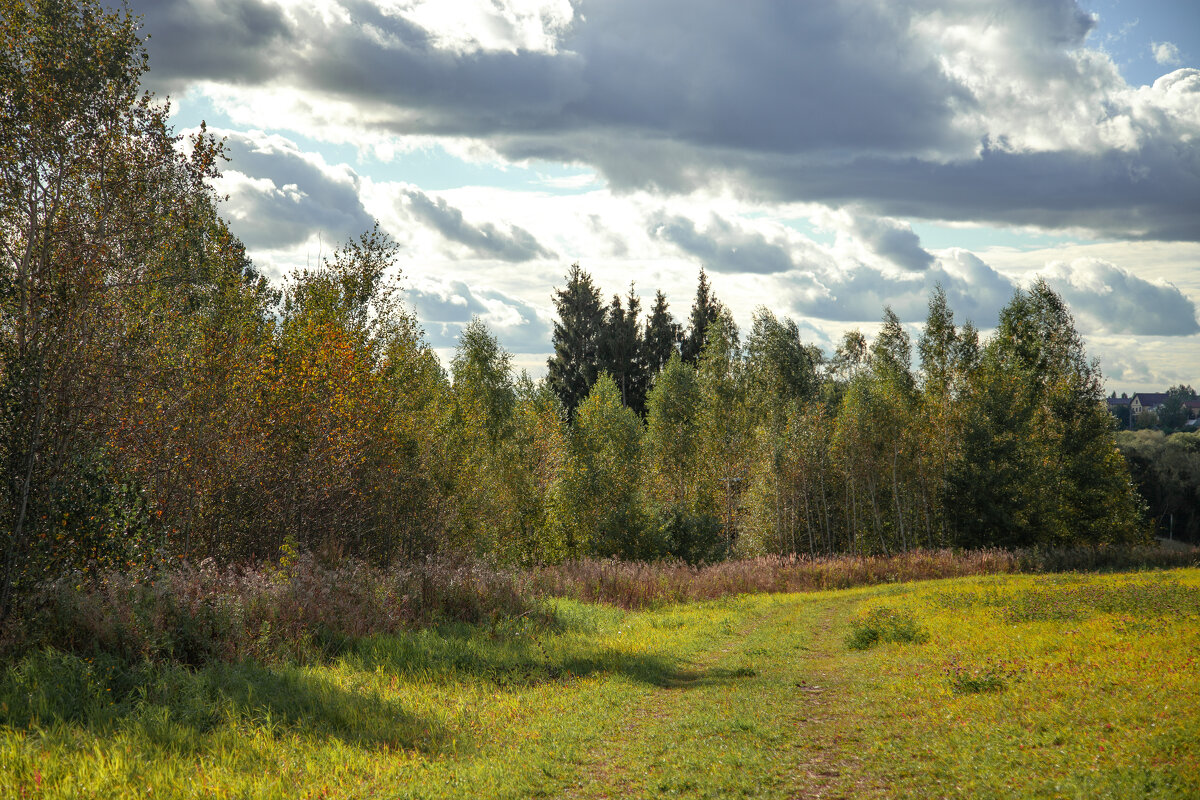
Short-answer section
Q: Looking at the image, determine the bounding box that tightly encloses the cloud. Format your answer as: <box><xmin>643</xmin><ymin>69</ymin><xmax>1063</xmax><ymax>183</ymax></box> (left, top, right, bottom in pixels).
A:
<box><xmin>845</xmin><ymin>215</ymin><xmax>935</xmax><ymax>272</ymax></box>
<box><xmin>211</xmin><ymin>130</ymin><xmax>375</xmax><ymax>249</ymax></box>
<box><xmin>142</xmin><ymin>1</ymin><xmax>1200</xmax><ymax>240</ymax></box>
<box><xmin>649</xmin><ymin>212</ymin><xmax>815</xmax><ymax>275</ymax></box>
<box><xmin>644</xmin><ymin>209</ymin><xmax>1198</xmax><ymax>338</ymax></box>
<box><xmin>140</xmin><ymin>0</ymin><xmax>294</xmax><ymax>94</ymax></box>
<box><xmin>406</xmin><ymin>278</ymin><xmax>553</xmax><ymax>353</ymax></box>
<box><xmin>1038</xmin><ymin>258</ymin><xmax>1200</xmax><ymax>335</ymax></box>
<box><xmin>400</xmin><ymin>188</ymin><xmax>554</xmax><ymax>262</ymax></box>
<box><xmin>1153</xmin><ymin>41</ymin><xmax>1183</xmax><ymax>67</ymax></box>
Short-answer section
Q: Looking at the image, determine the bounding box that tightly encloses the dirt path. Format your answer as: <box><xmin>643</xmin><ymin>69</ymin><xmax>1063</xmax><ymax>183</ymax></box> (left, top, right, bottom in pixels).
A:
<box><xmin>561</xmin><ymin>595</ymin><xmax>882</xmax><ymax>800</ymax></box>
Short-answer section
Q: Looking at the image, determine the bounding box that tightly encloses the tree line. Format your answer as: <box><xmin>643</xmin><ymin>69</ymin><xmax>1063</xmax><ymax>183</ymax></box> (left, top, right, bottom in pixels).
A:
<box><xmin>0</xmin><ymin>0</ymin><xmax>1147</xmax><ymax>619</ymax></box>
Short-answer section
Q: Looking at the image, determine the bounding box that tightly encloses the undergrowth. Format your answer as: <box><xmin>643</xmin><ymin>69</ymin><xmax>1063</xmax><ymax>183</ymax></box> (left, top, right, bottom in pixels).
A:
<box><xmin>1</xmin><ymin>545</ymin><xmax>1194</xmax><ymax>667</ymax></box>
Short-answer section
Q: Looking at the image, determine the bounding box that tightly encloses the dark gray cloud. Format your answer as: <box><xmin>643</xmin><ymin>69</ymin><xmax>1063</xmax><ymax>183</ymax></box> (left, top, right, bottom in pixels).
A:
<box><xmin>407</xmin><ymin>280</ymin><xmax>553</xmax><ymax>352</ymax></box>
<box><xmin>752</xmin><ymin>138</ymin><xmax>1200</xmax><ymax>242</ymax></box>
<box><xmin>141</xmin><ymin>0</ymin><xmax>294</xmax><ymax>94</ymax></box>
<box><xmin>141</xmin><ymin>1</ymin><xmax>1200</xmax><ymax>241</ymax></box>
<box><xmin>216</xmin><ymin>132</ymin><xmax>375</xmax><ymax>249</ymax></box>
<box><xmin>649</xmin><ymin>212</ymin><xmax>812</xmax><ymax>274</ymax></box>
<box><xmin>401</xmin><ymin>189</ymin><xmax>554</xmax><ymax>262</ymax></box>
<box><xmin>848</xmin><ymin>215</ymin><xmax>934</xmax><ymax>272</ymax></box>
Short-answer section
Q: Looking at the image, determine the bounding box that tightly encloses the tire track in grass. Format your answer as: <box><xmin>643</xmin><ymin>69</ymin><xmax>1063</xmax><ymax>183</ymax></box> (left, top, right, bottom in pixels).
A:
<box><xmin>561</xmin><ymin>594</ymin><xmax>883</xmax><ymax>800</ymax></box>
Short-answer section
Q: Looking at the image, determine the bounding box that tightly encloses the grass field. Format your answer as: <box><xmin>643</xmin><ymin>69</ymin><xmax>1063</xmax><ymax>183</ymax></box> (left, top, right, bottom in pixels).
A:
<box><xmin>2</xmin><ymin>568</ymin><xmax>1197</xmax><ymax>798</ymax></box>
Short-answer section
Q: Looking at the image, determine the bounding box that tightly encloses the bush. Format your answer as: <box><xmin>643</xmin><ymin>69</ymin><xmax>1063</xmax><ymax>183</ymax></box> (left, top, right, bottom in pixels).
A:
<box><xmin>845</xmin><ymin>606</ymin><xmax>930</xmax><ymax>651</ymax></box>
<box><xmin>944</xmin><ymin>658</ymin><xmax>1024</xmax><ymax>694</ymax></box>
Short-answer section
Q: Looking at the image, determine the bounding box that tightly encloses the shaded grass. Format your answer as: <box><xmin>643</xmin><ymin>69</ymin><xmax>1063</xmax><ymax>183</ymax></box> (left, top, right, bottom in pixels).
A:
<box><xmin>0</xmin><ymin>597</ymin><xmax>757</xmax><ymax>799</ymax></box>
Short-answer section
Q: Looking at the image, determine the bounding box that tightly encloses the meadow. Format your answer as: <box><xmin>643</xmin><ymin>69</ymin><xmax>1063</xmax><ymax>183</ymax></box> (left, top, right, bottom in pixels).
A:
<box><xmin>1</xmin><ymin>565</ymin><xmax>1197</xmax><ymax>799</ymax></box>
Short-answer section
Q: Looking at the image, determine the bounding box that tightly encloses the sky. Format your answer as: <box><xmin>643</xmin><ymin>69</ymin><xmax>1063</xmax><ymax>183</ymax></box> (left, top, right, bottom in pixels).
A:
<box><xmin>138</xmin><ymin>0</ymin><xmax>1200</xmax><ymax>392</ymax></box>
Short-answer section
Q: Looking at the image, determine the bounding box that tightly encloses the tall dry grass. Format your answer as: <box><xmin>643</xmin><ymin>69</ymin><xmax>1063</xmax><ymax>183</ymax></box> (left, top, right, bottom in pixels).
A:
<box><xmin>528</xmin><ymin>546</ymin><xmax>1198</xmax><ymax>609</ymax></box>
<box><xmin>4</xmin><ymin>545</ymin><xmax>1194</xmax><ymax>664</ymax></box>
<box><xmin>3</xmin><ymin>553</ymin><xmax>530</xmax><ymax>665</ymax></box>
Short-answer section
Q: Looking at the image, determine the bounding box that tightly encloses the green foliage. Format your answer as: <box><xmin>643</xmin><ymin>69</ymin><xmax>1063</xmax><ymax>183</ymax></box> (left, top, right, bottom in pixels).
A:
<box><xmin>1157</xmin><ymin>385</ymin><xmax>1198</xmax><ymax>432</ymax></box>
<box><xmin>643</xmin><ymin>352</ymin><xmax>701</xmax><ymax>511</ymax></box>
<box><xmin>598</xmin><ymin>286</ymin><xmax>650</xmax><ymax>416</ymax></box>
<box><xmin>950</xmin><ymin>280</ymin><xmax>1144</xmax><ymax>549</ymax></box>
<box><xmin>642</xmin><ymin>289</ymin><xmax>681</xmax><ymax>378</ymax></box>
<box><xmin>944</xmin><ymin>659</ymin><xmax>1017</xmax><ymax>694</ymax></box>
<box><xmin>452</xmin><ymin>317</ymin><xmax>516</xmax><ymax>445</ymax></box>
<box><xmin>680</xmin><ymin>267</ymin><xmax>723</xmax><ymax>365</ymax></box>
<box><xmin>553</xmin><ymin>374</ymin><xmax>647</xmax><ymax>558</ymax></box>
<box><xmin>845</xmin><ymin>606</ymin><xmax>930</xmax><ymax>650</ymax></box>
<box><xmin>1117</xmin><ymin>429</ymin><xmax>1200</xmax><ymax>542</ymax></box>
<box><xmin>547</xmin><ymin>263</ymin><xmax>605</xmax><ymax>418</ymax></box>
<box><xmin>745</xmin><ymin>307</ymin><xmax>822</xmax><ymax>420</ymax></box>
<box><xmin>648</xmin><ymin>505</ymin><xmax>727</xmax><ymax>564</ymax></box>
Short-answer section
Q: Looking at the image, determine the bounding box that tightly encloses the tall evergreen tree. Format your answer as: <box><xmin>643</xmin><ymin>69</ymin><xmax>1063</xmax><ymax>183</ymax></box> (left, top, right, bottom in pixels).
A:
<box><xmin>643</xmin><ymin>290</ymin><xmax>681</xmax><ymax>379</ymax></box>
<box><xmin>681</xmin><ymin>267</ymin><xmax>722</xmax><ymax>364</ymax></box>
<box><xmin>599</xmin><ymin>285</ymin><xmax>649</xmax><ymax>415</ymax></box>
<box><xmin>547</xmin><ymin>263</ymin><xmax>605</xmax><ymax>418</ymax></box>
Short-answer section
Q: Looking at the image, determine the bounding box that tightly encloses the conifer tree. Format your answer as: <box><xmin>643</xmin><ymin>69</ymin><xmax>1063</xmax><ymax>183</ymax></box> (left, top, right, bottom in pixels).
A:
<box><xmin>599</xmin><ymin>285</ymin><xmax>649</xmax><ymax>415</ymax></box>
<box><xmin>547</xmin><ymin>263</ymin><xmax>605</xmax><ymax>418</ymax></box>
<box><xmin>643</xmin><ymin>290</ymin><xmax>681</xmax><ymax>379</ymax></box>
<box><xmin>681</xmin><ymin>267</ymin><xmax>723</xmax><ymax>364</ymax></box>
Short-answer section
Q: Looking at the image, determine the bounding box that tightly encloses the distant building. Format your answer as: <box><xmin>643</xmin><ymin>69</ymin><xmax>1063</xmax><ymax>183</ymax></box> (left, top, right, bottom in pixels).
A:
<box><xmin>1119</xmin><ymin>392</ymin><xmax>1200</xmax><ymax>427</ymax></box>
<box><xmin>1130</xmin><ymin>392</ymin><xmax>1169</xmax><ymax>418</ymax></box>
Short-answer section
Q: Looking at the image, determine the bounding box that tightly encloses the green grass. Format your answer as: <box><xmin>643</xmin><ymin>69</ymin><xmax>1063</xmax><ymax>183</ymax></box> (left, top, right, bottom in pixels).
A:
<box><xmin>2</xmin><ymin>569</ymin><xmax>1198</xmax><ymax>798</ymax></box>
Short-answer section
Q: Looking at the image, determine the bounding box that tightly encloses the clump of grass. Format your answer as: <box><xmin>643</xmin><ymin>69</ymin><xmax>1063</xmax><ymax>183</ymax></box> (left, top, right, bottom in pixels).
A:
<box><xmin>845</xmin><ymin>606</ymin><xmax>930</xmax><ymax>651</ymax></box>
<box><xmin>944</xmin><ymin>658</ymin><xmax>1025</xmax><ymax>694</ymax></box>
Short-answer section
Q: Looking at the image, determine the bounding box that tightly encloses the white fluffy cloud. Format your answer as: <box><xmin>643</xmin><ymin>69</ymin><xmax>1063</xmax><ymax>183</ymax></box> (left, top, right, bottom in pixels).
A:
<box><xmin>1153</xmin><ymin>41</ymin><xmax>1183</xmax><ymax>67</ymax></box>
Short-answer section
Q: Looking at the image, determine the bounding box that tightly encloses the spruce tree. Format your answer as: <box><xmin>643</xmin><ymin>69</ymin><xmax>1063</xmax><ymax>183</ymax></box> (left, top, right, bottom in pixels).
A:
<box><xmin>681</xmin><ymin>267</ymin><xmax>722</xmax><ymax>364</ymax></box>
<box><xmin>547</xmin><ymin>263</ymin><xmax>605</xmax><ymax>418</ymax></box>
<box><xmin>599</xmin><ymin>285</ymin><xmax>649</xmax><ymax>415</ymax></box>
<box><xmin>643</xmin><ymin>290</ymin><xmax>681</xmax><ymax>379</ymax></box>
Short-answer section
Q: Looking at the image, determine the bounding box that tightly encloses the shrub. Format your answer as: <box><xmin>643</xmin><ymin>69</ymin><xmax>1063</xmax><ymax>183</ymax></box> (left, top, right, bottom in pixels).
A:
<box><xmin>845</xmin><ymin>606</ymin><xmax>930</xmax><ymax>650</ymax></box>
<box><xmin>944</xmin><ymin>659</ymin><xmax>1024</xmax><ymax>694</ymax></box>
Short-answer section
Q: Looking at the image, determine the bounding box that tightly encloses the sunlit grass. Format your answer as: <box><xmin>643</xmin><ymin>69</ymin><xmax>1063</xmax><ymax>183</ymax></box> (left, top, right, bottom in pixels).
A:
<box><xmin>2</xmin><ymin>569</ymin><xmax>1197</xmax><ymax>798</ymax></box>
<box><xmin>830</xmin><ymin>570</ymin><xmax>1200</xmax><ymax>798</ymax></box>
